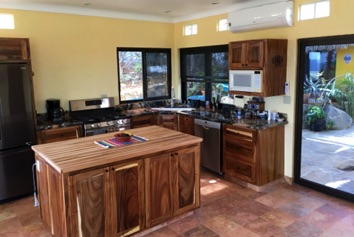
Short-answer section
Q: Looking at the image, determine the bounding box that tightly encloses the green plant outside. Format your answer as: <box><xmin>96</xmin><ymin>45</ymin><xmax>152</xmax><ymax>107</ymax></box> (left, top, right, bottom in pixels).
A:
<box><xmin>305</xmin><ymin>105</ymin><xmax>326</xmax><ymax>126</ymax></box>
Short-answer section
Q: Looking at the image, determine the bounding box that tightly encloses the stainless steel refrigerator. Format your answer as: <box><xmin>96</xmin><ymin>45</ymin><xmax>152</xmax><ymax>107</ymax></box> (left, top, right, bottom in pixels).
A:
<box><xmin>0</xmin><ymin>63</ymin><xmax>36</xmax><ymax>202</ymax></box>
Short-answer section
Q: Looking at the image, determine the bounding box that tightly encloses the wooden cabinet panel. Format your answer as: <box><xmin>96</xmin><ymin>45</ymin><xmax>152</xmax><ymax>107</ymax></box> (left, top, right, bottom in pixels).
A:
<box><xmin>0</xmin><ymin>38</ymin><xmax>29</xmax><ymax>61</ymax></box>
<box><xmin>178</xmin><ymin>114</ymin><xmax>194</xmax><ymax>135</ymax></box>
<box><xmin>224</xmin><ymin>155</ymin><xmax>255</xmax><ymax>183</ymax></box>
<box><xmin>131</xmin><ymin>115</ymin><xmax>156</xmax><ymax>128</ymax></box>
<box><xmin>229</xmin><ymin>41</ymin><xmax>264</xmax><ymax>69</ymax></box>
<box><xmin>111</xmin><ymin>161</ymin><xmax>145</xmax><ymax>236</ymax></box>
<box><xmin>223</xmin><ymin>127</ymin><xmax>255</xmax><ymax>163</ymax></box>
<box><xmin>145</xmin><ymin>153</ymin><xmax>173</xmax><ymax>227</ymax></box>
<box><xmin>37</xmin><ymin>125</ymin><xmax>82</xmax><ymax>144</ymax></box>
<box><xmin>173</xmin><ymin>146</ymin><xmax>200</xmax><ymax>215</ymax></box>
<box><xmin>69</xmin><ymin>168</ymin><xmax>108</xmax><ymax>237</ymax></box>
<box><xmin>158</xmin><ymin>114</ymin><xmax>177</xmax><ymax>131</ymax></box>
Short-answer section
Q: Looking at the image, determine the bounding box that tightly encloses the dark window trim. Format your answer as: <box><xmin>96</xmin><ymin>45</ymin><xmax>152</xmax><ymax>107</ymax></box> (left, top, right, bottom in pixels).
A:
<box><xmin>180</xmin><ymin>44</ymin><xmax>228</xmax><ymax>103</ymax></box>
<box><xmin>117</xmin><ymin>47</ymin><xmax>172</xmax><ymax>104</ymax></box>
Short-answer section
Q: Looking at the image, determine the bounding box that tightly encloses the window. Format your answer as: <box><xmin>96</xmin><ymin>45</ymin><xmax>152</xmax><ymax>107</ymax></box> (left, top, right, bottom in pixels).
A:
<box><xmin>0</xmin><ymin>13</ymin><xmax>14</xmax><ymax>29</ymax></box>
<box><xmin>117</xmin><ymin>48</ymin><xmax>171</xmax><ymax>103</ymax></box>
<box><xmin>217</xmin><ymin>18</ymin><xmax>229</xmax><ymax>32</ymax></box>
<box><xmin>180</xmin><ymin>45</ymin><xmax>229</xmax><ymax>106</ymax></box>
<box><xmin>299</xmin><ymin>0</ymin><xmax>330</xmax><ymax>21</ymax></box>
<box><xmin>184</xmin><ymin>24</ymin><xmax>198</xmax><ymax>36</ymax></box>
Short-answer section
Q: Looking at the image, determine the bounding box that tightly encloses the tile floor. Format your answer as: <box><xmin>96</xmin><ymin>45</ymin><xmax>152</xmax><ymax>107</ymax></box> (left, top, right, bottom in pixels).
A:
<box><xmin>1</xmin><ymin>171</ymin><xmax>354</xmax><ymax>237</ymax></box>
<box><xmin>301</xmin><ymin>124</ymin><xmax>354</xmax><ymax>194</ymax></box>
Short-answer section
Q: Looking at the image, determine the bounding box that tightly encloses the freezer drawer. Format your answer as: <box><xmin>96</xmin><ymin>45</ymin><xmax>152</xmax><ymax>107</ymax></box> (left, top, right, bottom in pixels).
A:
<box><xmin>0</xmin><ymin>147</ymin><xmax>35</xmax><ymax>202</ymax></box>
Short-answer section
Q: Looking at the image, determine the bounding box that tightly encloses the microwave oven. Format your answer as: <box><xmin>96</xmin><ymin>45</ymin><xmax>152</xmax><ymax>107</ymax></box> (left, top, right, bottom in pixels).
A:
<box><xmin>229</xmin><ymin>70</ymin><xmax>263</xmax><ymax>93</ymax></box>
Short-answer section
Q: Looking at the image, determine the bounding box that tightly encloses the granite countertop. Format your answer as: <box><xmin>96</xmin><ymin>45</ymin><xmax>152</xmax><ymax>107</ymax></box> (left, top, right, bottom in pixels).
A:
<box><xmin>178</xmin><ymin>109</ymin><xmax>288</xmax><ymax>130</ymax></box>
<box><xmin>36</xmin><ymin>107</ymin><xmax>287</xmax><ymax>131</ymax></box>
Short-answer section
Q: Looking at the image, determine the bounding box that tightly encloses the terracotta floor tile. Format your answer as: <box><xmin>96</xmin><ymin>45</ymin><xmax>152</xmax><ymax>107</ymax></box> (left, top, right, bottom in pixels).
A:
<box><xmin>1</xmin><ymin>171</ymin><xmax>354</xmax><ymax>237</ymax></box>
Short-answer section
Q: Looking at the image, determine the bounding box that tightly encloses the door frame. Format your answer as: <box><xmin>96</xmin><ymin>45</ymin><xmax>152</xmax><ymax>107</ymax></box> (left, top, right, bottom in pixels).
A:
<box><xmin>294</xmin><ymin>34</ymin><xmax>354</xmax><ymax>203</ymax></box>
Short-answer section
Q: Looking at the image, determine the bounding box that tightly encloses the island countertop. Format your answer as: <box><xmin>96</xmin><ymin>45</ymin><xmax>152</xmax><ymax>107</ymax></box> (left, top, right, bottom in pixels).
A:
<box><xmin>32</xmin><ymin>125</ymin><xmax>202</xmax><ymax>174</ymax></box>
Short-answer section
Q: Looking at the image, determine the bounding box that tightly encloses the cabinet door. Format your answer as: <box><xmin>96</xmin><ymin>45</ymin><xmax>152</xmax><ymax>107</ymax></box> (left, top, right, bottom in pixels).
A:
<box><xmin>145</xmin><ymin>153</ymin><xmax>173</xmax><ymax>227</ymax></box>
<box><xmin>37</xmin><ymin>125</ymin><xmax>82</xmax><ymax>144</ymax></box>
<box><xmin>158</xmin><ymin>114</ymin><xmax>177</xmax><ymax>130</ymax></box>
<box><xmin>69</xmin><ymin>168</ymin><xmax>109</xmax><ymax>237</ymax></box>
<box><xmin>178</xmin><ymin>114</ymin><xmax>194</xmax><ymax>135</ymax></box>
<box><xmin>111</xmin><ymin>160</ymin><xmax>145</xmax><ymax>236</ymax></box>
<box><xmin>229</xmin><ymin>41</ymin><xmax>264</xmax><ymax>69</ymax></box>
<box><xmin>0</xmin><ymin>38</ymin><xmax>29</xmax><ymax>61</ymax></box>
<box><xmin>229</xmin><ymin>42</ymin><xmax>246</xmax><ymax>69</ymax></box>
<box><xmin>246</xmin><ymin>41</ymin><xmax>264</xmax><ymax>68</ymax></box>
<box><xmin>172</xmin><ymin>146</ymin><xmax>200</xmax><ymax>215</ymax></box>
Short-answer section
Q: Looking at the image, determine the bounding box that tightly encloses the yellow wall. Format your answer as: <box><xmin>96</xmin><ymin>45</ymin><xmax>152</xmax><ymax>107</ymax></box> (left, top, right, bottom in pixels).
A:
<box><xmin>0</xmin><ymin>10</ymin><xmax>174</xmax><ymax>112</ymax></box>
<box><xmin>1</xmin><ymin>0</ymin><xmax>353</xmax><ymax>178</ymax></box>
<box><xmin>336</xmin><ymin>47</ymin><xmax>354</xmax><ymax>77</ymax></box>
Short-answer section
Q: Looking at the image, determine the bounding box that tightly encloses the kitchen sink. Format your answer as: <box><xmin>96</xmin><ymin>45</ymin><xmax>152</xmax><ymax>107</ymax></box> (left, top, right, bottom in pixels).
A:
<box><xmin>150</xmin><ymin>107</ymin><xmax>195</xmax><ymax>112</ymax></box>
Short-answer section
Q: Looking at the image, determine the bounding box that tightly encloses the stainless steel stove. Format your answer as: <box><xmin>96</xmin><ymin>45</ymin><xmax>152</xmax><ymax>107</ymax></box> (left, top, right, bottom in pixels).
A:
<box><xmin>69</xmin><ymin>97</ymin><xmax>130</xmax><ymax>136</ymax></box>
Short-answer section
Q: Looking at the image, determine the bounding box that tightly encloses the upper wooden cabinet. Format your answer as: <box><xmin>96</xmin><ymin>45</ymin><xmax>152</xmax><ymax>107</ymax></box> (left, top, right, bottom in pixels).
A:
<box><xmin>228</xmin><ymin>39</ymin><xmax>288</xmax><ymax>97</ymax></box>
<box><xmin>0</xmin><ymin>38</ymin><xmax>30</xmax><ymax>61</ymax></box>
<box><xmin>36</xmin><ymin>125</ymin><xmax>82</xmax><ymax>144</ymax></box>
<box><xmin>229</xmin><ymin>41</ymin><xmax>264</xmax><ymax>69</ymax></box>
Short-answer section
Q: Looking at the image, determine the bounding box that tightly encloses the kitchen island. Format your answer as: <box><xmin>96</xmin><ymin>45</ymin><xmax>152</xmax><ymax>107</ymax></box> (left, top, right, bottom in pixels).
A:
<box><xmin>32</xmin><ymin>125</ymin><xmax>202</xmax><ymax>237</ymax></box>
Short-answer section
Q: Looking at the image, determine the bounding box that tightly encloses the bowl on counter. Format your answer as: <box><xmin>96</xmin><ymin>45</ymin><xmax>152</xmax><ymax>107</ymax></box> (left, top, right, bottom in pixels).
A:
<box><xmin>114</xmin><ymin>132</ymin><xmax>132</xmax><ymax>142</ymax></box>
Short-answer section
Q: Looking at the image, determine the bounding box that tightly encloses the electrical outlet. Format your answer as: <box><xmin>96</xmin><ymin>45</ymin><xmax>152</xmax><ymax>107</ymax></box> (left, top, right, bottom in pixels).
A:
<box><xmin>283</xmin><ymin>96</ymin><xmax>291</xmax><ymax>104</ymax></box>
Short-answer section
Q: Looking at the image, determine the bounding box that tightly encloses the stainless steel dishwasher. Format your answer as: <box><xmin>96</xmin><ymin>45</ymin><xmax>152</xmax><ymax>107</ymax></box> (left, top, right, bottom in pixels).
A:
<box><xmin>194</xmin><ymin>118</ymin><xmax>222</xmax><ymax>175</ymax></box>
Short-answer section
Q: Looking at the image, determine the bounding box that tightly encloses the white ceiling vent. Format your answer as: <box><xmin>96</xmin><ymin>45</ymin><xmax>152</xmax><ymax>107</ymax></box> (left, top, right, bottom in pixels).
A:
<box><xmin>228</xmin><ymin>1</ymin><xmax>294</xmax><ymax>33</ymax></box>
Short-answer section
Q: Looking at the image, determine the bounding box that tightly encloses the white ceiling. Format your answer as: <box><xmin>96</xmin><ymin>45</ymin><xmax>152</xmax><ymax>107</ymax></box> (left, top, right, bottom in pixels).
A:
<box><xmin>0</xmin><ymin>0</ymin><xmax>285</xmax><ymax>22</ymax></box>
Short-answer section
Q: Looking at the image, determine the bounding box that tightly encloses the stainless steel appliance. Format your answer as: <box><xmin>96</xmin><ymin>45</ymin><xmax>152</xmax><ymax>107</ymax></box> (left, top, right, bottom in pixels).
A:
<box><xmin>194</xmin><ymin>118</ymin><xmax>222</xmax><ymax>175</ymax></box>
<box><xmin>69</xmin><ymin>97</ymin><xmax>131</xmax><ymax>136</ymax></box>
<box><xmin>0</xmin><ymin>63</ymin><xmax>36</xmax><ymax>202</ymax></box>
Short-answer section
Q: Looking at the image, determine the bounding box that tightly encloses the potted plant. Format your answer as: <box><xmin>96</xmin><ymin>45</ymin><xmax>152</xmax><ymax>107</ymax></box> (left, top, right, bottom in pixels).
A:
<box><xmin>305</xmin><ymin>105</ymin><xmax>327</xmax><ymax>131</ymax></box>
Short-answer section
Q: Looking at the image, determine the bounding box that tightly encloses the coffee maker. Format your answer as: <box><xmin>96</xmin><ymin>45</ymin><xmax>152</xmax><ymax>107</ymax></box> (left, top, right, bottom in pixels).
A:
<box><xmin>46</xmin><ymin>99</ymin><xmax>64</xmax><ymax>123</ymax></box>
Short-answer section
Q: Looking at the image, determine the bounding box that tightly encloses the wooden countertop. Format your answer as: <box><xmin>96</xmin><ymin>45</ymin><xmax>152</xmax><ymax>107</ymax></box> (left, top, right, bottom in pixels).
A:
<box><xmin>32</xmin><ymin>125</ymin><xmax>202</xmax><ymax>174</ymax></box>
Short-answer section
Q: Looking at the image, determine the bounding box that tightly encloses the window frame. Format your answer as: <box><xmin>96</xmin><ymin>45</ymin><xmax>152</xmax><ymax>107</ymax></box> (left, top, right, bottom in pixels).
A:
<box><xmin>117</xmin><ymin>47</ymin><xmax>172</xmax><ymax>104</ymax></box>
<box><xmin>180</xmin><ymin>45</ymin><xmax>229</xmax><ymax>105</ymax></box>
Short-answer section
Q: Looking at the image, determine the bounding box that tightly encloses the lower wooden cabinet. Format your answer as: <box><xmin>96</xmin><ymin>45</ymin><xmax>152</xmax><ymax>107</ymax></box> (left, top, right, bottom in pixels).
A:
<box><xmin>145</xmin><ymin>146</ymin><xmax>200</xmax><ymax>227</ymax></box>
<box><xmin>158</xmin><ymin>113</ymin><xmax>178</xmax><ymax>130</ymax></box>
<box><xmin>68</xmin><ymin>160</ymin><xmax>145</xmax><ymax>237</ymax></box>
<box><xmin>131</xmin><ymin>115</ymin><xmax>156</xmax><ymax>128</ymax></box>
<box><xmin>36</xmin><ymin>125</ymin><xmax>82</xmax><ymax>144</ymax></box>
<box><xmin>178</xmin><ymin>114</ymin><xmax>194</xmax><ymax>135</ymax></box>
<box><xmin>223</xmin><ymin>124</ymin><xmax>284</xmax><ymax>187</ymax></box>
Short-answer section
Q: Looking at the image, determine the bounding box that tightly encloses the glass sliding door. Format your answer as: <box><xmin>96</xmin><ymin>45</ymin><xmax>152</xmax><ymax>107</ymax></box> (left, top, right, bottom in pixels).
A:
<box><xmin>295</xmin><ymin>34</ymin><xmax>354</xmax><ymax>202</ymax></box>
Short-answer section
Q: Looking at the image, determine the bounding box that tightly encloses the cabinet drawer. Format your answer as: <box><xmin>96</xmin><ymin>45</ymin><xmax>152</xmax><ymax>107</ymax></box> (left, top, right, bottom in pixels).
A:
<box><xmin>224</xmin><ymin>156</ymin><xmax>255</xmax><ymax>184</ymax></box>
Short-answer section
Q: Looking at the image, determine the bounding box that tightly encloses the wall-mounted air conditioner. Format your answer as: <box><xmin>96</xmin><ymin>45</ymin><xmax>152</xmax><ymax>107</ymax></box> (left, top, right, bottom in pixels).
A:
<box><xmin>228</xmin><ymin>1</ymin><xmax>294</xmax><ymax>33</ymax></box>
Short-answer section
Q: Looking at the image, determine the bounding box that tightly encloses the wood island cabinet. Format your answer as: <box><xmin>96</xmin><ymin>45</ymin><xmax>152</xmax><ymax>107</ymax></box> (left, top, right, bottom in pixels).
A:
<box><xmin>32</xmin><ymin>126</ymin><xmax>201</xmax><ymax>237</ymax></box>
<box><xmin>68</xmin><ymin>160</ymin><xmax>145</xmax><ymax>237</ymax></box>
<box><xmin>36</xmin><ymin>125</ymin><xmax>82</xmax><ymax>144</ymax></box>
<box><xmin>145</xmin><ymin>146</ymin><xmax>199</xmax><ymax>227</ymax></box>
<box><xmin>223</xmin><ymin>124</ymin><xmax>284</xmax><ymax>189</ymax></box>
<box><xmin>228</xmin><ymin>39</ymin><xmax>288</xmax><ymax>97</ymax></box>
<box><xmin>178</xmin><ymin>114</ymin><xmax>195</xmax><ymax>135</ymax></box>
